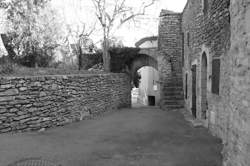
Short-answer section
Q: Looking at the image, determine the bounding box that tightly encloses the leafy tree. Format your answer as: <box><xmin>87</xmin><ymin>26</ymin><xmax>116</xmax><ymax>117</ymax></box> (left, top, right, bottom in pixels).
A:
<box><xmin>3</xmin><ymin>0</ymin><xmax>62</xmax><ymax>67</ymax></box>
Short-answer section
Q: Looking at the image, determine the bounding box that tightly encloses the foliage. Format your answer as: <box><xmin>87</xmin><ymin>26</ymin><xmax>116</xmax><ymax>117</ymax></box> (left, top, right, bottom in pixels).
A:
<box><xmin>0</xmin><ymin>64</ymin><xmax>105</xmax><ymax>77</ymax></box>
<box><xmin>79</xmin><ymin>47</ymin><xmax>141</xmax><ymax>73</ymax></box>
<box><xmin>109</xmin><ymin>47</ymin><xmax>140</xmax><ymax>73</ymax></box>
<box><xmin>80</xmin><ymin>50</ymin><xmax>103</xmax><ymax>70</ymax></box>
<box><xmin>0</xmin><ymin>56</ymin><xmax>14</xmax><ymax>74</ymax></box>
<box><xmin>133</xmin><ymin>71</ymin><xmax>141</xmax><ymax>88</ymax></box>
<box><xmin>3</xmin><ymin>0</ymin><xmax>62</xmax><ymax>67</ymax></box>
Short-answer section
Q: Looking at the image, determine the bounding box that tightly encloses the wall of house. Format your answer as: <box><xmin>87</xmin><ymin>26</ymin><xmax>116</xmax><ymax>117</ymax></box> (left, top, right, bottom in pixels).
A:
<box><xmin>0</xmin><ymin>73</ymin><xmax>131</xmax><ymax>134</ymax></box>
<box><xmin>222</xmin><ymin>1</ymin><xmax>250</xmax><ymax>165</ymax></box>
<box><xmin>181</xmin><ymin>0</ymin><xmax>250</xmax><ymax>165</ymax></box>
<box><xmin>182</xmin><ymin>0</ymin><xmax>230</xmax><ymax>125</ymax></box>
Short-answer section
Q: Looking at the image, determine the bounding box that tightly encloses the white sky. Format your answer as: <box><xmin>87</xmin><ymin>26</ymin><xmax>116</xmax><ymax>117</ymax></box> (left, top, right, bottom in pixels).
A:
<box><xmin>51</xmin><ymin>0</ymin><xmax>187</xmax><ymax>47</ymax></box>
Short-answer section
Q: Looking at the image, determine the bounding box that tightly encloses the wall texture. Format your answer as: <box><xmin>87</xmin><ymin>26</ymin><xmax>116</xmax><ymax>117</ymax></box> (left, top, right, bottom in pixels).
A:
<box><xmin>158</xmin><ymin>10</ymin><xmax>184</xmax><ymax>109</ymax></box>
<box><xmin>181</xmin><ymin>0</ymin><xmax>250</xmax><ymax>166</ymax></box>
<box><xmin>0</xmin><ymin>73</ymin><xmax>131</xmax><ymax>133</ymax></box>
<box><xmin>182</xmin><ymin>0</ymin><xmax>230</xmax><ymax>121</ymax></box>
<box><xmin>222</xmin><ymin>1</ymin><xmax>250</xmax><ymax>165</ymax></box>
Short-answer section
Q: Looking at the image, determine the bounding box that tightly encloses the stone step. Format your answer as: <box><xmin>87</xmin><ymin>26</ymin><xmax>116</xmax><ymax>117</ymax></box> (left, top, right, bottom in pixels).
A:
<box><xmin>164</xmin><ymin>101</ymin><xmax>184</xmax><ymax>106</ymax></box>
<box><xmin>163</xmin><ymin>96</ymin><xmax>184</xmax><ymax>100</ymax></box>
<box><xmin>162</xmin><ymin>105</ymin><xmax>184</xmax><ymax>110</ymax></box>
<box><xmin>163</xmin><ymin>79</ymin><xmax>182</xmax><ymax>82</ymax></box>
<box><xmin>163</xmin><ymin>91</ymin><xmax>183</xmax><ymax>96</ymax></box>
<box><xmin>163</xmin><ymin>83</ymin><xmax>183</xmax><ymax>87</ymax></box>
<box><xmin>162</xmin><ymin>86</ymin><xmax>183</xmax><ymax>90</ymax></box>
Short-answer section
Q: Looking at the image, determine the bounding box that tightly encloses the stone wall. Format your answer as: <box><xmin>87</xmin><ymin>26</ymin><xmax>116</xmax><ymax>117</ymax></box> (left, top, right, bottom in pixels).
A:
<box><xmin>158</xmin><ymin>10</ymin><xmax>183</xmax><ymax>79</ymax></box>
<box><xmin>222</xmin><ymin>1</ymin><xmax>250</xmax><ymax>165</ymax></box>
<box><xmin>158</xmin><ymin>10</ymin><xmax>184</xmax><ymax>109</ymax></box>
<box><xmin>181</xmin><ymin>0</ymin><xmax>250</xmax><ymax>166</ymax></box>
<box><xmin>0</xmin><ymin>73</ymin><xmax>131</xmax><ymax>133</ymax></box>
<box><xmin>182</xmin><ymin>0</ymin><xmax>230</xmax><ymax>121</ymax></box>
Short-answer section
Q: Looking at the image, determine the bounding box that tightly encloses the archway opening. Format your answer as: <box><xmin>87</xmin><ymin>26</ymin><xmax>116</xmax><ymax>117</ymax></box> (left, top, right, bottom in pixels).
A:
<box><xmin>131</xmin><ymin>66</ymin><xmax>160</xmax><ymax>107</ymax></box>
<box><xmin>129</xmin><ymin>54</ymin><xmax>158</xmax><ymax>108</ymax></box>
<box><xmin>201</xmin><ymin>52</ymin><xmax>208</xmax><ymax>119</ymax></box>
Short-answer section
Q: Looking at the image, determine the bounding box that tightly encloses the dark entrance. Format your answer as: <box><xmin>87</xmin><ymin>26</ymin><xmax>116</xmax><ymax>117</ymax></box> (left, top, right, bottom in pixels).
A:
<box><xmin>191</xmin><ymin>65</ymin><xmax>197</xmax><ymax>118</ymax></box>
<box><xmin>148</xmin><ymin>96</ymin><xmax>156</xmax><ymax>106</ymax></box>
<box><xmin>185</xmin><ymin>73</ymin><xmax>188</xmax><ymax>99</ymax></box>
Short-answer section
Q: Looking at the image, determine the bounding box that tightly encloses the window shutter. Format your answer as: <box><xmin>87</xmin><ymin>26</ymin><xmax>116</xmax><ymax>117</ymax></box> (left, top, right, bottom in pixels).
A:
<box><xmin>212</xmin><ymin>59</ymin><xmax>220</xmax><ymax>95</ymax></box>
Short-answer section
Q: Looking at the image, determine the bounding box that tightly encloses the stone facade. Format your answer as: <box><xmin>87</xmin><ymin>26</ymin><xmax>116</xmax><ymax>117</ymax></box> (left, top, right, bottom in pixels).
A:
<box><xmin>167</xmin><ymin>0</ymin><xmax>250</xmax><ymax>166</ymax></box>
<box><xmin>182</xmin><ymin>0</ymin><xmax>230</xmax><ymax>123</ymax></box>
<box><xmin>222</xmin><ymin>1</ymin><xmax>250</xmax><ymax>165</ymax></box>
<box><xmin>0</xmin><ymin>73</ymin><xmax>131</xmax><ymax>133</ymax></box>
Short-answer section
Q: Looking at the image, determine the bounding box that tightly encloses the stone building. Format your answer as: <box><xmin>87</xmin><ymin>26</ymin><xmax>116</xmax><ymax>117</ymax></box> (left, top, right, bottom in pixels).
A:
<box><xmin>158</xmin><ymin>0</ymin><xmax>250</xmax><ymax>165</ymax></box>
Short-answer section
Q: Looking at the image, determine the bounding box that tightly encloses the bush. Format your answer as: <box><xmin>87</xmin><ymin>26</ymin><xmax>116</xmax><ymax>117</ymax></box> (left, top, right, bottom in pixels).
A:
<box><xmin>79</xmin><ymin>47</ymin><xmax>141</xmax><ymax>73</ymax></box>
<box><xmin>80</xmin><ymin>51</ymin><xmax>103</xmax><ymax>70</ymax></box>
<box><xmin>0</xmin><ymin>56</ymin><xmax>14</xmax><ymax>74</ymax></box>
<box><xmin>109</xmin><ymin>47</ymin><xmax>140</xmax><ymax>73</ymax></box>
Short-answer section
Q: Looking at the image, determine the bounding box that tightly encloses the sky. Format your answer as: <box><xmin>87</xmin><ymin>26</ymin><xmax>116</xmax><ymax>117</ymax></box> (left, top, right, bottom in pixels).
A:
<box><xmin>51</xmin><ymin>0</ymin><xmax>187</xmax><ymax>47</ymax></box>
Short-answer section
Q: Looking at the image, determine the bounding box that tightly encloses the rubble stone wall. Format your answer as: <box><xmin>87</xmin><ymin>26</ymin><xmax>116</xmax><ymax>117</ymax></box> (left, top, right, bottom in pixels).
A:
<box><xmin>222</xmin><ymin>1</ymin><xmax>250</xmax><ymax>165</ymax></box>
<box><xmin>181</xmin><ymin>0</ymin><xmax>250</xmax><ymax>165</ymax></box>
<box><xmin>182</xmin><ymin>0</ymin><xmax>230</xmax><ymax>122</ymax></box>
<box><xmin>0</xmin><ymin>73</ymin><xmax>131</xmax><ymax>133</ymax></box>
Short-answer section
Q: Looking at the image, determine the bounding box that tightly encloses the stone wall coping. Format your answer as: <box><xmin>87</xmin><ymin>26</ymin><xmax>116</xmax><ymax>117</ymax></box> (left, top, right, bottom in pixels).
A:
<box><xmin>0</xmin><ymin>73</ymin><xmax>127</xmax><ymax>80</ymax></box>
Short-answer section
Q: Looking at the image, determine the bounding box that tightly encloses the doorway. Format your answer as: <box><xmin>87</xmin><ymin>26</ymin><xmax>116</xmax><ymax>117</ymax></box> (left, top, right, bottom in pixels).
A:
<box><xmin>191</xmin><ymin>65</ymin><xmax>197</xmax><ymax>118</ymax></box>
<box><xmin>148</xmin><ymin>96</ymin><xmax>156</xmax><ymax>106</ymax></box>
<box><xmin>201</xmin><ymin>53</ymin><xmax>208</xmax><ymax>119</ymax></box>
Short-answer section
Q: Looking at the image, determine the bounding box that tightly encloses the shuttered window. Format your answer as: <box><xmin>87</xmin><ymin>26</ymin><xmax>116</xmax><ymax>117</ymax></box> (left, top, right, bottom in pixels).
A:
<box><xmin>187</xmin><ymin>32</ymin><xmax>190</xmax><ymax>47</ymax></box>
<box><xmin>202</xmin><ymin>0</ymin><xmax>209</xmax><ymax>14</ymax></box>
<box><xmin>212</xmin><ymin>59</ymin><xmax>220</xmax><ymax>95</ymax></box>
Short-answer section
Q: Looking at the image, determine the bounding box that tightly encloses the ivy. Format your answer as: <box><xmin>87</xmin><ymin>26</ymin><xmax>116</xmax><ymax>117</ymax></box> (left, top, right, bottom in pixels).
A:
<box><xmin>80</xmin><ymin>47</ymin><xmax>141</xmax><ymax>73</ymax></box>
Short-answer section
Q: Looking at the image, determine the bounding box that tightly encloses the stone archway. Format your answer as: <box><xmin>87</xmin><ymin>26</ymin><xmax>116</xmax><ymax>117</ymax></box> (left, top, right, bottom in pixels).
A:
<box><xmin>130</xmin><ymin>54</ymin><xmax>159</xmax><ymax>106</ymax></box>
<box><xmin>130</xmin><ymin>54</ymin><xmax>158</xmax><ymax>80</ymax></box>
<box><xmin>201</xmin><ymin>52</ymin><xmax>208</xmax><ymax>119</ymax></box>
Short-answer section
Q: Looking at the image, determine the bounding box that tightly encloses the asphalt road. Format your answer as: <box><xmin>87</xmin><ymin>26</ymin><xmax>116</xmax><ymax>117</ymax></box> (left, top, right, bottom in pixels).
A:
<box><xmin>0</xmin><ymin>107</ymin><xmax>222</xmax><ymax>166</ymax></box>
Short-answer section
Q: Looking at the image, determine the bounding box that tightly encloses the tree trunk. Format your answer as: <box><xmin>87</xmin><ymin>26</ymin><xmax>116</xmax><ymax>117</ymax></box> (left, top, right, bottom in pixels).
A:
<box><xmin>103</xmin><ymin>29</ymin><xmax>110</xmax><ymax>72</ymax></box>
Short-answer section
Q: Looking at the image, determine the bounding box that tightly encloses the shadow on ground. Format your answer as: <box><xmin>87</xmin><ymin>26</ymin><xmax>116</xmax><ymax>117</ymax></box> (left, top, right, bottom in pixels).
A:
<box><xmin>0</xmin><ymin>107</ymin><xmax>222</xmax><ymax>166</ymax></box>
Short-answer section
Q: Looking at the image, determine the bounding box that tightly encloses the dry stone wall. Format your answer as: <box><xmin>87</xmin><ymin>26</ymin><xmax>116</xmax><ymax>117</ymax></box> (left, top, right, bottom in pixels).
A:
<box><xmin>0</xmin><ymin>73</ymin><xmax>131</xmax><ymax>133</ymax></box>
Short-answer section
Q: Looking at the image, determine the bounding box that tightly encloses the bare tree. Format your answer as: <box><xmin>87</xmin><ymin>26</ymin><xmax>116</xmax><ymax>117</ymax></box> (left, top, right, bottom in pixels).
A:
<box><xmin>63</xmin><ymin>23</ymin><xmax>96</xmax><ymax>69</ymax></box>
<box><xmin>91</xmin><ymin>0</ymin><xmax>158</xmax><ymax>71</ymax></box>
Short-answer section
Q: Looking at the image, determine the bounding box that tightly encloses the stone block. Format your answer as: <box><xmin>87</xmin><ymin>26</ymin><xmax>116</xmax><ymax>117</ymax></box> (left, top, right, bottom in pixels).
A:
<box><xmin>19</xmin><ymin>87</ymin><xmax>28</xmax><ymax>92</ymax></box>
<box><xmin>0</xmin><ymin>89</ymin><xmax>19</xmax><ymax>96</ymax></box>
<box><xmin>13</xmin><ymin>115</ymin><xmax>30</xmax><ymax>121</ymax></box>
<box><xmin>0</xmin><ymin>96</ymin><xmax>14</xmax><ymax>102</ymax></box>
<box><xmin>0</xmin><ymin>84</ymin><xmax>12</xmax><ymax>89</ymax></box>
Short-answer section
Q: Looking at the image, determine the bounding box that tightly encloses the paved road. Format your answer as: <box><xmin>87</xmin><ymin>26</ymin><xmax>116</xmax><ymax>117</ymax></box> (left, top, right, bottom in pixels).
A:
<box><xmin>0</xmin><ymin>107</ymin><xmax>222</xmax><ymax>166</ymax></box>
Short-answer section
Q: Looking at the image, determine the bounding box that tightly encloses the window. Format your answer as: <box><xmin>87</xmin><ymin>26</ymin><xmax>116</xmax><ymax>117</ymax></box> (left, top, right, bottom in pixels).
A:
<box><xmin>211</xmin><ymin>59</ymin><xmax>220</xmax><ymax>95</ymax></box>
<box><xmin>202</xmin><ymin>0</ymin><xmax>208</xmax><ymax>14</ymax></box>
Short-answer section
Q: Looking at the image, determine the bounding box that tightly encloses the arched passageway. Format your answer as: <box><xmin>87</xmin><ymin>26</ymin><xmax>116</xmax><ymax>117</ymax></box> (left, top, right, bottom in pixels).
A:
<box><xmin>130</xmin><ymin>54</ymin><xmax>158</xmax><ymax>80</ymax></box>
<box><xmin>201</xmin><ymin>52</ymin><xmax>208</xmax><ymax>119</ymax></box>
<box><xmin>129</xmin><ymin>54</ymin><xmax>159</xmax><ymax>107</ymax></box>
